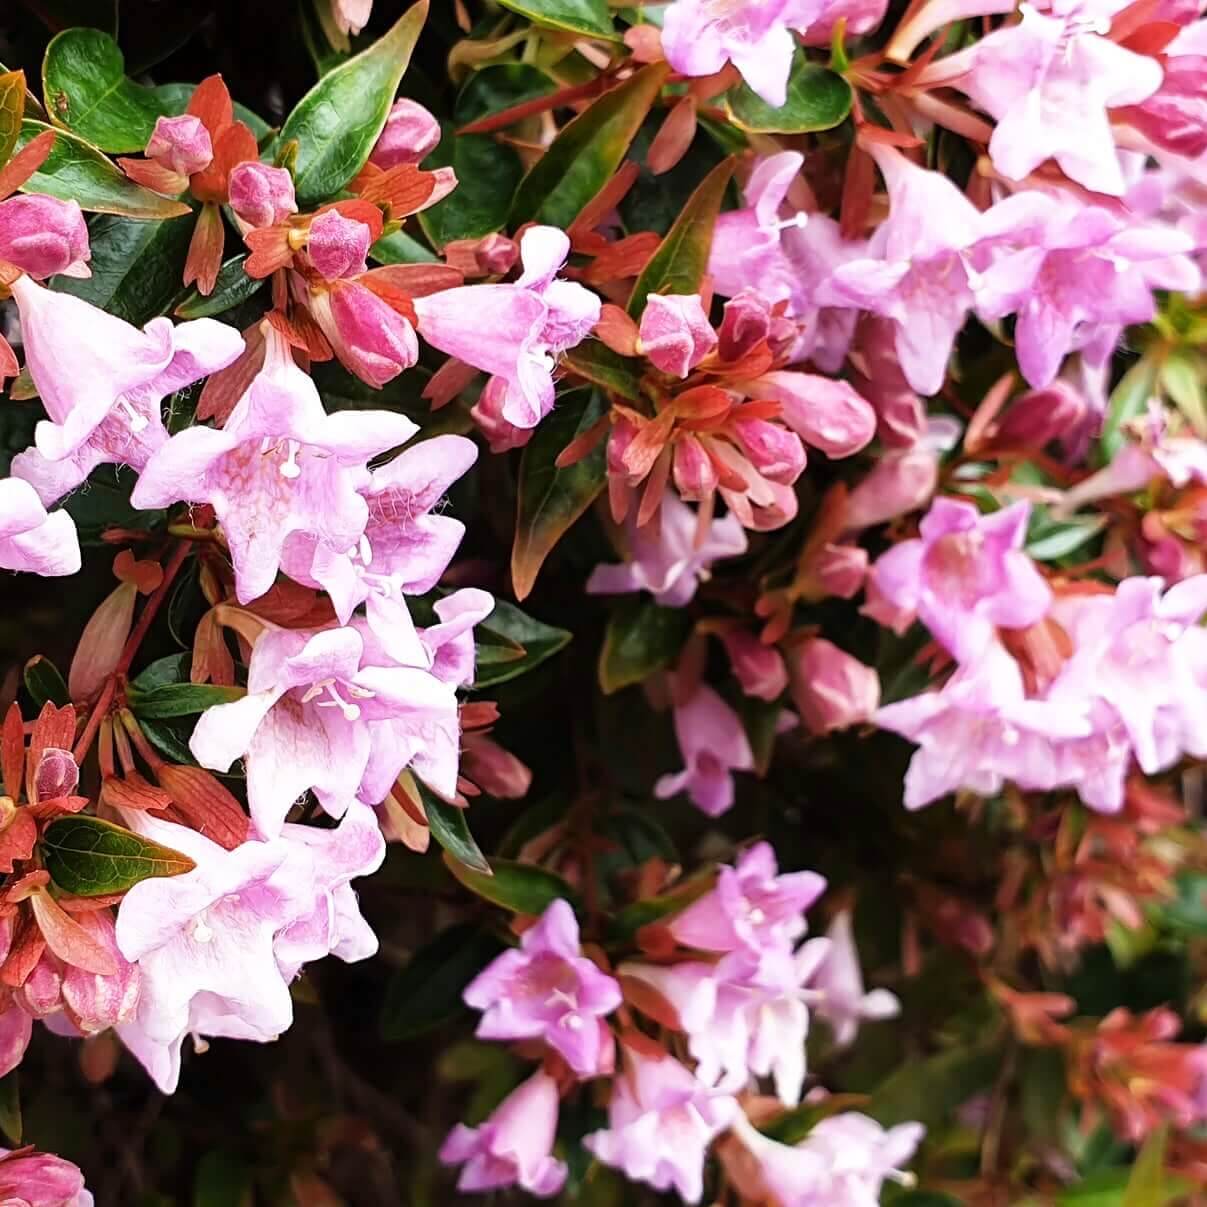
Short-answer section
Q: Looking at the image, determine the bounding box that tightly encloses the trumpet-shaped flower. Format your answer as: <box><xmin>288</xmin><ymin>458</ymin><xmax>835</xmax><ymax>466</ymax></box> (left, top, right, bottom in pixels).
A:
<box><xmin>0</xmin><ymin>477</ymin><xmax>80</xmax><ymax>576</ymax></box>
<box><xmin>656</xmin><ymin>683</ymin><xmax>755</xmax><ymax>816</ymax></box>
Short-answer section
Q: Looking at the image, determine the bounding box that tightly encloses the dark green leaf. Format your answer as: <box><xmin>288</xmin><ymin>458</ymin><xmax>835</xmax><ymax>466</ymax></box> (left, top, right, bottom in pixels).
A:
<box><xmin>444</xmin><ymin>852</ymin><xmax>581</xmax><ymax>915</ymax></box>
<box><xmin>474</xmin><ymin>600</ymin><xmax>572</xmax><ymax>689</ymax></box>
<box><xmin>42</xmin><ymin>28</ymin><xmax>170</xmax><ymax>152</ymax></box>
<box><xmin>380</xmin><ymin>923</ymin><xmax>505</xmax><ymax>1041</ymax></box>
<box><xmin>192</xmin><ymin>1150</ymin><xmax>253</xmax><ymax>1207</ymax></box>
<box><xmin>128</xmin><ymin>682</ymin><xmax>246</xmax><ymax>719</ymax></box>
<box><xmin>130</xmin><ymin>653</ymin><xmax>191</xmax><ymax>692</ymax></box>
<box><xmin>497</xmin><ymin>0</ymin><xmax>618</xmax><ymax>39</ymax></box>
<box><xmin>42</xmin><ymin>815</ymin><xmax>196</xmax><ymax>897</ymax></box>
<box><xmin>598</xmin><ymin>597</ymin><xmax>691</xmax><ymax>694</ymax></box>
<box><xmin>421</xmin><ymin>782</ymin><xmax>491</xmax><ymax>874</ymax></box>
<box><xmin>1153</xmin><ymin>872</ymin><xmax>1207</xmax><ymax>936</ymax></box>
<box><xmin>62</xmin><ymin>466</ymin><xmax>166</xmax><ymax>544</ymax></box>
<box><xmin>55</xmin><ymin>213</ymin><xmax>195</xmax><ymax>325</ymax></box>
<box><xmin>281</xmin><ymin>0</ymin><xmax>429</xmax><ymax>206</ymax></box>
<box><xmin>736</xmin><ymin>694</ymin><xmax>783</xmax><ymax>776</ymax></box>
<box><xmin>15</xmin><ymin>119</ymin><xmax>190</xmax><ymax>219</ymax></box>
<box><xmin>628</xmin><ymin>156</ymin><xmax>734</xmax><ymax>317</ymax></box>
<box><xmin>510</xmin><ymin>63</ymin><xmax>667</xmax><ymax>229</ymax></box>
<box><xmin>140</xmin><ymin>718</ymin><xmax>198</xmax><ymax>766</ymax></box>
<box><xmin>512</xmin><ymin>389</ymin><xmax>608</xmax><ymax>600</ymax></box>
<box><xmin>726</xmin><ymin>52</ymin><xmax>852</xmax><ymax>134</ymax></box>
<box><xmin>867</xmin><ymin>1041</ymin><xmax>1001</xmax><ymax>1129</ymax></box>
<box><xmin>561</xmin><ymin>342</ymin><xmax>643</xmax><ymax>401</ymax></box>
<box><xmin>455</xmin><ymin>63</ymin><xmax>557</xmax><ymax>127</ymax></box>
<box><xmin>174</xmin><ymin>256</ymin><xmax>265</xmax><ymax>319</ymax></box>
<box><xmin>0</xmin><ymin>1072</ymin><xmax>19</xmax><ymax>1146</ymax></box>
<box><xmin>23</xmin><ymin>656</ymin><xmax>69</xmax><ymax>709</ymax></box>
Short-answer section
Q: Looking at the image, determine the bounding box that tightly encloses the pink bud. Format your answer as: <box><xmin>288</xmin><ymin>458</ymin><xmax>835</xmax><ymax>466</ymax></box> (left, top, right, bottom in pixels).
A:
<box><xmin>145</xmin><ymin>114</ymin><xmax>213</xmax><ymax>177</ymax></box>
<box><xmin>717</xmin><ymin>290</ymin><xmax>772</xmax><ymax>362</ymax></box>
<box><xmin>461</xmin><ymin>733</ymin><xmax>532</xmax><ymax>798</ymax></box>
<box><xmin>789</xmin><ymin>638</ymin><xmax>880</xmax><ymax>734</ymax></box>
<box><xmin>844</xmin><ymin>446</ymin><xmax>939</xmax><ymax>530</ymax></box>
<box><xmin>0</xmin><ymin>1147</ymin><xmax>88</xmax><ymax>1205</ymax></box>
<box><xmin>60</xmin><ymin>909</ymin><xmax>140</xmax><ymax>1033</ymax></box>
<box><xmin>34</xmin><ymin>747</ymin><xmax>79</xmax><ymax>804</ymax></box>
<box><xmin>370</xmin><ymin>98</ymin><xmax>442</xmax><ymax>169</ymax></box>
<box><xmin>815</xmin><ymin>543</ymin><xmax>868</xmax><ymax>599</ymax></box>
<box><xmin>444</xmin><ymin>233</ymin><xmax>520</xmax><ymax>277</ymax></box>
<box><xmin>722</xmin><ymin>630</ymin><xmax>789</xmax><ymax>701</ymax></box>
<box><xmin>308</xmin><ymin>209</ymin><xmax>372</xmax><ymax>280</ymax></box>
<box><xmin>1124</xmin><ymin>55</ymin><xmax>1207</xmax><ymax>160</ymax></box>
<box><xmin>639</xmin><ymin>293</ymin><xmax>718</xmax><ymax>377</ymax></box>
<box><xmin>68</xmin><ymin>581</ymin><xmax>137</xmax><ymax>703</ymax></box>
<box><xmin>673</xmin><ymin>434</ymin><xmax>719</xmax><ymax>500</ymax></box>
<box><xmin>228</xmin><ymin>161</ymin><xmax>297</xmax><ymax>229</ymax></box>
<box><xmin>851</xmin><ymin>315</ymin><xmax>925</xmax><ymax>448</ymax></box>
<box><xmin>994</xmin><ymin>381</ymin><xmax>1087</xmax><ymax>451</ymax></box>
<box><xmin>730</xmin><ymin>418</ymin><xmax>806</xmax><ymax>485</ymax></box>
<box><xmin>747</xmin><ymin>372</ymin><xmax>876</xmax><ymax>458</ymax></box>
<box><xmin>312</xmin><ymin>280</ymin><xmax>418</xmax><ymax>388</ymax></box>
<box><xmin>0</xmin><ymin>195</ymin><xmax>90</xmax><ymax>280</ymax></box>
<box><xmin>471</xmin><ymin>375</ymin><xmax>534</xmax><ymax>453</ymax></box>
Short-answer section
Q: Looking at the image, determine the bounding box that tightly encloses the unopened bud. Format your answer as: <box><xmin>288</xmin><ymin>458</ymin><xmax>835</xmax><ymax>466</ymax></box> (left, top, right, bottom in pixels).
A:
<box><xmin>369</xmin><ymin>98</ymin><xmax>442</xmax><ymax>169</ymax></box>
<box><xmin>145</xmin><ymin>114</ymin><xmax>213</xmax><ymax>177</ymax></box>
<box><xmin>788</xmin><ymin>637</ymin><xmax>880</xmax><ymax>734</ymax></box>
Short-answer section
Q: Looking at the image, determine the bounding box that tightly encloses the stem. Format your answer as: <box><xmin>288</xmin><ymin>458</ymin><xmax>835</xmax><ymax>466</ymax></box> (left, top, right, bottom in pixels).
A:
<box><xmin>115</xmin><ymin>541</ymin><xmax>192</xmax><ymax>677</ymax></box>
<box><xmin>457</xmin><ymin>77</ymin><xmax>609</xmax><ymax>135</ymax></box>
<box><xmin>72</xmin><ymin>677</ymin><xmax>115</xmax><ymax>764</ymax></box>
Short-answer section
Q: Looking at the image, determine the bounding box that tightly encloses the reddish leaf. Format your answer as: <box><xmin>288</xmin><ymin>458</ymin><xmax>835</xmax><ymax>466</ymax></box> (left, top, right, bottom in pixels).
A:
<box><xmin>0</xmin><ymin>914</ymin><xmax>45</xmax><ymax>989</ymax></box>
<box><xmin>0</xmin><ymin>813</ymin><xmax>36</xmax><ymax>874</ymax></box>
<box><xmin>191</xmin><ymin>121</ymin><xmax>257</xmax><ymax>203</ymax></box>
<box><xmin>0</xmin><ymin>705</ymin><xmax>23</xmax><ymax>801</ymax></box>
<box><xmin>359</xmin><ymin>263</ymin><xmax>462</xmax><ymax>297</ymax></box>
<box><xmin>355</xmin><ymin>276</ymin><xmax>418</xmax><ymax>325</ymax></box>
<box><xmin>0</xmin><ymin>333</ymin><xmax>17</xmax><ymax>387</ymax></box>
<box><xmin>197</xmin><ymin>321</ymin><xmax>265</xmax><ymax>423</ymax></box>
<box><xmin>115</xmin><ymin>157</ymin><xmax>188</xmax><ymax>196</ymax></box>
<box><xmin>243</xmin><ymin>225</ymin><xmax>293</xmax><ymax>278</ymax></box>
<box><xmin>99</xmin><ymin>773</ymin><xmax>173</xmax><ymax>812</ymax></box>
<box><xmin>594</xmin><ymin>303</ymin><xmax>640</xmax><ymax>356</ymax></box>
<box><xmin>186</xmin><ymin>74</ymin><xmax>234</xmax><ymax>138</ymax></box>
<box><xmin>183</xmin><ymin>202</ymin><xmax>225</xmax><ymax>296</ymax></box>
<box><xmin>155</xmin><ymin>765</ymin><xmax>249</xmax><ymax>850</ymax></box>
<box><xmin>30</xmin><ymin>890</ymin><xmax>118</xmax><ymax>976</ymax></box>
<box><xmin>647</xmin><ymin>97</ymin><xmax>697</xmax><ymax>176</ymax></box>
<box><xmin>0</xmin><ymin>130</ymin><xmax>55</xmax><ymax>202</ymax></box>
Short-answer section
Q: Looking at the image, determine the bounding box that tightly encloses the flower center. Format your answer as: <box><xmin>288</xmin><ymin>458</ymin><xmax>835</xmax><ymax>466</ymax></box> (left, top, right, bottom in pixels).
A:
<box><xmin>300</xmin><ymin>678</ymin><xmax>373</xmax><ymax>721</ymax></box>
<box><xmin>117</xmin><ymin>397</ymin><xmax>149</xmax><ymax>433</ymax></box>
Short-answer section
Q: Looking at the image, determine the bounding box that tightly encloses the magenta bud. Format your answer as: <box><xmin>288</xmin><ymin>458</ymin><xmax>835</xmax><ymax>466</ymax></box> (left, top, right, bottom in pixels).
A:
<box><xmin>370</xmin><ymin>98</ymin><xmax>442</xmax><ymax>169</ymax></box>
<box><xmin>474</xmin><ymin>232</ymin><xmax>519</xmax><ymax>275</ymax></box>
<box><xmin>228</xmin><ymin>161</ymin><xmax>297</xmax><ymax>229</ymax></box>
<box><xmin>312</xmin><ymin>280</ymin><xmax>418</xmax><ymax>388</ymax></box>
<box><xmin>722</xmin><ymin>629</ymin><xmax>789</xmax><ymax>701</ymax></box>
<box><xmin>145</xmin><ymin>114</ymin><xmax>213</xmax><ymax>177</ymax></box>
<box><xmin>994</xmin><ymin>381</ymin><xmax>1087</xmax><ymax>450</ymax></box>
<box><xmin>672</xmin><ymin>434</ymin><xmax>719</xmax><ymax>500</ymax></box>
<box><xmin>308</xmin><ymin>209</ymin><xmax>372</xmax><ymax>281</ymax></box>
<box><xmin>748</xmin><ymin>372</ymin><xmax>876</xmax><ymax>458</ymax></box>
<box><xmin>0</xmin><ymin>195</ymin><xmax>90</xmax><ymax>280</ymax></box>
<box><xmin>730</xmin><ymin>417</ymin><xmax>807</xmax><ymax>485</ymax></box>
<box><xmin>34</xmin><ymin>747</ymin><xmax>79</xmax><ymax>804</ymax></box>
<box><xmin>638</xmin><ymin>293</ymin><xmax>717</xmax><ymax>377</ymax></box>
<box><xmin>471</xmin><ymin>376</ymin><xmax>535</xmax><ymax>454</ymax></box>
<box><xmin>789</xmin><ymin>638</ymin><xmax>880</xmax><ymax>734</ymax></box>
<box><xmin>717</xmin><ymin>289</ymin><xmax>772</xmax><ymax>362</ymax></box>
<box><xmin>815</xmin><ymin>542</ymin><xmax>868</xmax><ymax>599</ymax></box>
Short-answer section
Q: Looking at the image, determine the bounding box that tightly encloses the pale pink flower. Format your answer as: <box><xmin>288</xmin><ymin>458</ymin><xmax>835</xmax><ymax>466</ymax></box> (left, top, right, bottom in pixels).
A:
<box><xmin>789</xmin><ymin>639</ymin><xmax>880</xmax><ymax>734</ymax></box>
<box><xmin>0</xmin><ymin>477</ymin><xmax>80</xmax><ymax>577</ymax></box>
<box><xmin>723</xmin><ymin>630</ymin><xmax>789</xmax><ymax>701</ymax></box>
<box><xmin>0</xmin><ymin>1146</ymin><xmax>92</xmax><ymax>1207</ymax></box>
<box><xmin>656</xmin><ymin>683</ymin><xmax>755</xmax><ymax>817</ymax></box>
<box><xmin>807</xmin><ymin>911</ymin><xmax>900</xmax><ymax>1047</ymax></box>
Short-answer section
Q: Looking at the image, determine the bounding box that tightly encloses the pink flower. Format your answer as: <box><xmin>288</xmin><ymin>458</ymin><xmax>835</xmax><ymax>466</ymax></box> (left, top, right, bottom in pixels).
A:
<box><xmin>0</xmin><ymin>477</ymin><xmax>80</xmax><ymax>577</ymax></box>
<box><xmin>440</xmin><ymin>1071</ymin><xmax>567</xmax><ymax>1197</ymax></box>
<box><xmin>639</xmin><ymin>293</ymin><xmax>717</xmax><ymax>377</ymax></box>
<box><xmin>8</xmin><ymin>275</ymin><xmax>244</xmax><ymax>505</ymax></box>
<box><xmin>0</xmin><ymin>194</ymin><xmax>90</xmax><ymax>279</ymax></box>
<box><xmin>310</xmin><ymin>280</ymin><xmax>420</xmax><ymax>389</ymax></box>
<box><xmin>743</xmin><ymin>372</ymin><xmax>876</xmax><ymax>458</ymax></box>
<box><xmin>870</xmin><ymin>497</ymin><xmax>1052</xmax><ymax>660</ymax></box>
<box><xmin>130</xmin><ymin>323</ymin><xmax>415</xmax><ymax>603</ymax></box>
<box><xmin>723</xmin><ymin>630</ymin><xmax>789</xmax><ymax>701</ymax></box>
<box><xmin>189</xmin><ymin>621</ymin><xmax>460</xmax><ymax>836</ymax></box>
<box><xmin>0</xmin><ymin>1147</ymin><xmax>91</xmax><ymax>1207</ymax></box>
<box><xmin>228</xmin><ymin>161</ymin><xmax>297</xmax><ymax>229</ymax></box>
<box><xmin>656</xmin><ymin>683</ymin><xmax>755</xmax><ymax>816</ymax></box>
<box><xmin>788</xmin><ymin>638</ymin><xmax>880</xmax><ymax>734</ymax></box>
<box><xmin>1122</xmin><ymin>29</ymin><xmax>1207</xmax><ymax>161</ymax></box>
<box><xmin>470</xmin><ymin>375</ymin><xmax>535</xmax><ymax>453</ymax></box>
<box><xmin>308</xmin><ymin>209</ymin><xmax>372</xmax><ymax>280</ymax></box>
<box><xmin>145</xmin><ymin>114</ymin><xmax>213</xmax><ymax>177</ymax></box>
<box><xmin>332</xmin><ymin>0</ymin><xmax>372</xmax><ymax>36</ymax></box>
<box><xmin>55</xmin><ymin>909</ymin><xmax>141</xmax><ymax>1035</ymax></box>
<box><xmin>370</xmin><ymin>98</ymin><xmax>442</xmax><ymax>169</ymax></box>
<box><xmin>463</xmin><ymin>899</ymin><xmax>621</xmax><ymax>1077</ymax></box>
<box><xmin>413</xmin><ymin>226</ymin><xmax>601</xmax><ymax>429</ymax></box>
<box><xmin>584</xmin><ymin>1043</ymin><xmax>737</xmax><ymax>1203</ymax></box>
<box><xmin>807</xmin><ymin>910</ymin><xmax>900</xmax><ymax>1047</ymax></box>
<box><xmin>587</xmin><ymin>496</ymin><xmax>748</xmax><ymax>608</ymax></box>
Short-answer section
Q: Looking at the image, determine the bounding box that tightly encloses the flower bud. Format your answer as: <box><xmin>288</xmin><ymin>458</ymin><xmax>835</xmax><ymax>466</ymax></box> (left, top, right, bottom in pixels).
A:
<box><xmin>471</xmin><ymin>375</ymin><xmax>534</xmax><ymax>454</ymax></box>
<box><xmin>1123</xmin><ymin>54</ymin><xmax>1207</xmax><ymax>161</ymax></box>
<box><xmin>747</xmin><ymin>372</ymin><xmax>876</xmax><ymax>458</ymax></box>
<box><xmin>461</xmin><ymin>733</ymin><xmax>532</xmax><ymax>798</ymax></box>
<box><xmin>312</xmin><ymin>280</ymin><xmax>419</xmax><ymax>388</ymax></box>
<box><xmin>722</xmin><ymin>630</ymin><xmax>789</xmax><ymax>701</ymax></box>
<box><xmin>994</xmin><ymin>381</ymin><xmax>1088</xmax><ymax>451</ymax></box>
<box><xmin>60</xmin><ymin>909</ymin><xmax>140</xmax><ymax>1033</ymax></box>
<box><xmin>844</xmin><ymin>447</ymin><xmax>939</xmax><ymax>530</ymax></box>
<box><xmin>730</xmin><ymin>417</ymin><xmax>806</xmax><ymax>485</ymax></box>
<box><xmin>851</xmin><ymin>315</ymin><xmax>924</xmax><ymax>447</ymax></box>
<box><xmin>638</xmin><ymin>293</ymin><xmax>717</xmax><ymax>377</ymax></box>
<box><xmin>0</xmin><ymin>195</ymin><xmax>90</xmax><ymax>280</ymax></box>
<box><xmin>68</xmin><ymin>581</ymin><xmax>136</xmax><ymax>703</ymax></box>
<box><xmin>145</xmin><ymin>114</ymin><xmax>213</xmax><ymax>177</ymax></box>
<box><xmin>789</xmin><ymin>638</ymin><xmax>880</xmax><ymax>734</ymax></box>
<box><xmin>815</xmin><ymin>542</ymin><xmax>868</xmax><ymax>599</ymax></box>
<box><xmin>228</xmin><ymin>161</ymin><xmax>298</xmax><ymax>229</ymax></box>
<box><xmin>308</xmin><ymin>208</ymin><xmax>372</xmax><ymax>280</ymax></box>
<box><xmin>672</xmin><ymin>434</ymin><xmax>719</xmax><ymax>501</ymax></box>
<box><xmin>369</xmin><ymin>98</ymin><xmax>442</xmax><ymax>169</ymax></box>
<box><xmin>717</xmin><ymin>290</ymin><xmax>772</xmax><ymax>362</ymax></box>
<box><xmin>443</xmin><ymin>232</ymin><xmax>519</xmax><ymax>277</ymax></box>
<box><xmin>33</xmin><ymin>748</ymin><xmax>78</xmax><ymax>805</ymax></box>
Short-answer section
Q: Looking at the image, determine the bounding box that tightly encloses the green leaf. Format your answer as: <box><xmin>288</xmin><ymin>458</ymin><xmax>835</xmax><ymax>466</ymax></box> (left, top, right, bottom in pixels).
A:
<box><xmin>1161</xmin><ymin>349</ymin><xmax>1207</xmax><ymax>436</ymax></box>
<box><xmin>1026</xmin><ymin>514</ymin><xmax>1107</xmax><ymax>561</ymax></box>
<box><xmin>0</xmin><ymin>1072</ymin><xmax>19</xmax><ymax>1146</ymax></box>
<box><xmin>598</xmin><ymin>597</ymin><xmax>691</xmax><ymax>694</ymax></box>
<box><xmin>42</xmin><ymin>28</ymin><xmax>171</xmax><ymax>152</ymax></box>
<box><xmin>867</xmin><ymin>1041</ymin><xmax>1001</xmax><ymax>1129</ymax></box>
<box><xmin>370</xmin><ymin>227</ymin><xmax>437</xmax><ymax>265</ymax></box>
<box><xmin>1099</xmin><ymin>355</ymin><xmax>1158</xmax><ymax>464</ymax></box>
<box><xmin>0</xmin><ymin>71</ymin><xmax>24</xmax><ymax>167</ymax></box>
<box><xmin>608</xmin><ymin>871</ymin><xmax>714</xmax><ymax>940</ymax></box>
<box><xmin>561</xmin><ymin>342</ymin><xmax>643</xmax><ymax>401</ymax></box>
<box><xmin>510</xmin><ymin>63</ymin><xmax>667</xmax><ymax>229</ymax></box>
<box><xmin>1123</xmin><ymin>1125</ymin><xmax>1169</xmax><ymax>1207</ymax></box>
<box><xmin>15</xmin><ymin>119</ymin><xmax>190</xmax><ymax>219</ymax></box>
<box><xmin>419</xmin><ymin>781</ymin><xmax>491</xmax><ymax>874</ymax></box>
<box><xmin>174</xmin><ymin>255</ymin><xmax>265</xmax><ymax>318</ymax></box>
<box><xmin>55</xmin><ymin>213</ymin><xmax>194</xmax><ymax>325</ymax></box>
<box><xmin>380</xmin><ymin>923</ymin><xmax>505</xmax><ymax>1041</ymax></box>
<box><xmin>497</xmin><ymin>0</ymin><xmax>618</xmax><ymax>39</ymax></box>
<box><xmin>726</xmin><ymin>51</ymin><xmax>853</xmax><ymax>134</ymax></box>
<box><xmin>23</xmin><ymin>656</ymin><xmax>69</xmax><ymax>709</ymax></box>
<box><xmin>128</xmin><ymin>682</ymin><xmax>246</xmax><ymax>719</ymax></box>
<box><xmin>512</xmin><ymin>388</ymin><xmax>608</xmax><ymax>600</ymax></box>
<box><xmin>130</xmin><ymin>652</ymin><xmax>191</xmax><ymax>692</ymax></box>
<box><xmin>474</xmin><ymin>600</ymin><xmax>572</xmax><ymax>689</ymax></box>
<box><xmin>444</xmin><ymin>852</ymin><xmax>581</xmax><ymax>915</ymax></box>
<box><xmin>139</xmin><ymin>718</ymin><xmax>197</xmax><ymax>766</ymax></box>
<box><xmin>192</xmin><ymin>1150</ymin><xmax>253</xmax><ymax>1207</ymax></box>
<box><xmin>1152</xmin><ymin>871</ymin><xmax>1207</xmax><ymax>936</ymax></box>
<box><xmin>41</xmin><ymin>815</ymin><xmax>196</xmax><ymax>897</ymax></box>
<box><xmin>628</xmin><ymin>155</ymin><xmax>733</xmax><ymax>317</ymax></box>
<box><xmin>280</xmin><ymin>0</ymin><xmax>429</xmax><ymax>206</ymax></box>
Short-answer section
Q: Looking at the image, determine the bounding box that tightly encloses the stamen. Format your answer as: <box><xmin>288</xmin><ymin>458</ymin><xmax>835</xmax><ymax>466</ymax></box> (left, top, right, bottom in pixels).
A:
<box><xmin>279</xmin><ymin>439</ymin><xmax>302</xmax><ymax>479</ymax></box>
<box><xmin>768</xmin><ymin>212</ymin><xmax>809</xmax><ymax>233</ymax></box>
<box><xmin>117</xmin><ymin>398</ymin><xmax>149</xmax><ymax>433</ymax></box>
<box><xmin>313</xmin><ymin>681</ymin><xmax>362</xmax><ymax>721</ymax></box>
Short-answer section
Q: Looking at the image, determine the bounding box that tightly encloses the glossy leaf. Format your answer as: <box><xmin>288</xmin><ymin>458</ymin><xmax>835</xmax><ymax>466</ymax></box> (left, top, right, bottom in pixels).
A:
<box><xmin>628</xmin><ymin>156</ymin><xmax>734</xmax><ymax>318</ymax></box>
<box><xmin>370</xmin><ymin>227</ymin><xmax>438</xmax><ymax>265</ymax></box>
<box><xmin>128</xmin><ymin>682</ymin><xmax>246</xmax><ymax>719</ymax></box>
<box><xmin>0</xmin><ymin>71</ymin><xmax>24</xmax><ymax>167</ymax></box>
<box><xmin>280</xmin><ymin>0</ymin><xmax>429</xmax><ymax>207</ymax></box>
<box><xmin>444</xmin><ymin>852</ymin><xmax>581</xmax><ymax>915</ymax></box>
<box><xmin>1026</xmin><ymin>514</ymin><xmax>1107</xmax><ymax>562</ymax></box>
<box><xmin>23</xmin><ymin>656</ymin><xmax>69</xmax><ymax>710</ymax></box>
<box><xmin>14</xmin><ymin>119</ymin><xmax>190</xmax><ymax>219</ymax></box>
<box><xmin>380</xmin><ymin>923</ymin><xmax>505</xmax><ymax>1041</ymax></box>
<box><xmin>496</xmin><ymin>0</ymin><xmax>618</xmax><ymax>39</ymax></box>
<box><xmin>42</xmin><ymin>28</ymin><xmax>170</xmax><ymax>152</ymax></box>
<box><xmin>55</xmin><ymin>213</ymin><xmax>194</xmax><ymax>325</ymax></box>
<box><xmin>153</xmin><ymin>82</ymin><xmax>271</xmax><ymax>140</ymax></box>
<box><xmin>726</xmin><ymin>52</ymin><xmax>853</xmax><ymax>134</ymax></box>
<box><xmin>509</xmin><ymin>63</ymin><xmax>667</xmax><ymax>229</ymax></box>
<box><xmin>562</xmin><ymin>342</ymin><xmax>643</xmax><ymax>401</ymax></box>
<box><xmin>598</xmin><ymin>597</ymin><xmax>691</xmax><ymax>694</ymax></box>
<box><xmin>174</xmin><ymin>255</ymin><xmax>265</xmax><ymax>318</ymax></box>
<box><xmin>512</xmin><ymin>389</ymin><xmax>608</xmax><ymax>601</ymax></box>
<box><xmin>473</xmin><ymin>600</ymin><xmax>572</xmax><ymax>689</ymax></box>
<box><xmin>41</xmin><ymin>814</ymin><xmax>196</xmax><ymax>897</ymax></box>
<box><xmin>420</xmin><ymin>781</ymin><xmax>491</xmax><ymax>874</ymax></box>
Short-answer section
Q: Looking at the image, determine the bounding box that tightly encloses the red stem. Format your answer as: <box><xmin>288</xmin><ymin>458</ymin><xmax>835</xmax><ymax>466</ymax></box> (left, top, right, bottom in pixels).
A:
<box><xmin>456</xmin><ymin>77</ymin><xmax>609</xmax><ymax>135</ymax></box>
<box><xmin>115</xmin><ymin>542</ymin><xmax>193</xmax><ymax>677</ymax></box>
